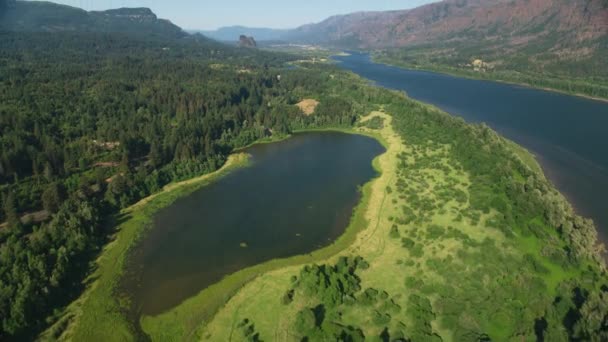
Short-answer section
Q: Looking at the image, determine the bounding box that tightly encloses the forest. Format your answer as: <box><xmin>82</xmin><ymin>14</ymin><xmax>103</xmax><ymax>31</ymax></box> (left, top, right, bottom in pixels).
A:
<box><xmin>0</xmin><ymin>31</ymin><xmax>356</xmax><ymax>339</ymax></box>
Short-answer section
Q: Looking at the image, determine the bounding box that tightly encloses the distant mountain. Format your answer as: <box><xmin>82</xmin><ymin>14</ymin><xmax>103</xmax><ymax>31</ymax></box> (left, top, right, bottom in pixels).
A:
<box><xmin>0</xmin><ymin>1</ymin><xmax>185</xmax><ymax>39</ymax></box>
<box><xmin>197</xmin><ymin>26</ymin><xmax>288</xmax><ymax>42</ymax></box>
<box><xmin>288</xmin><ymin>0</ymin><xmax>608</xmax><ymax>49</ymax></box>
<box><xmin>286</xmin><ymin>0</ymin><xmax>608</xmax><ymax>81</ymax></box>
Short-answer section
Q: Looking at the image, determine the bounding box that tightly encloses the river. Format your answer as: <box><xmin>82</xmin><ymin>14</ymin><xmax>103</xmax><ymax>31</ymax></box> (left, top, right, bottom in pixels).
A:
<box><xmin>335</xmin><ymin>52</ymin><xmax>608</xmax><ymax>241</ymax></box>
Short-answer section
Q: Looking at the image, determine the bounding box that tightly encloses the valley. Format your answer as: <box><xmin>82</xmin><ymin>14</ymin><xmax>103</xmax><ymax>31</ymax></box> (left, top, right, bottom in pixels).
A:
<box><xmin>0</xmin><ymin>1</ymin><xmax>606</xmax><ymax>341</ymax></box>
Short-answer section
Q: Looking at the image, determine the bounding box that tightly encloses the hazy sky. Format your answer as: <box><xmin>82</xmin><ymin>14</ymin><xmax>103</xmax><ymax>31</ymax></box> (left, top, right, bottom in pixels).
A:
<box><xmin>37</xmin><ymin>0</ymin><xmax>438</xmax><ymax>30</ymax></box>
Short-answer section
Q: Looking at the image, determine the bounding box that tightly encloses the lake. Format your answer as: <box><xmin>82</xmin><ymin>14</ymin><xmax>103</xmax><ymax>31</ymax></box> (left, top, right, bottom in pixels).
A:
<box><xmin>122</xmin><ymin>131</ymin><xmax>384</xmax><ymax>315</ymax></box>
<box><xmin>335</xmin><ymin>52</ymin><xmax>608</xmax><ymax>240</ymax></box>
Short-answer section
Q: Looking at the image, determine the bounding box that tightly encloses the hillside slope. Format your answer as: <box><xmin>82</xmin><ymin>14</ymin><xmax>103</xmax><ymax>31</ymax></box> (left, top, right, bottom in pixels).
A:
<box><xmin>0</xmin><ymin>1</ymin><xmax>185</xmax><ymax>39</ymax></box>
<box><xmin>290</xmin><ymin>0</ymin><xmax>607</xmax><ymax>49</ymax></box>
<box><xmin>287</xmin><ymin>0</ymin><xmax>608</xmax><ymax>97</ymax></box>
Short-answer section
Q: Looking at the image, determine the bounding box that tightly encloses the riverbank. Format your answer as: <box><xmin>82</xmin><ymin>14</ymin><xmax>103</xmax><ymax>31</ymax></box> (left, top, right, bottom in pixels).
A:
<box><xmin>41</xmin><ymin>153</ymin><xmax>250</xmax><ymax>341</ymax></box>
<box><xmin>372</xmin><ymin>55</ymin><xmax>608</xmax><ymax>104</ymax></box>
<box><xmin>139</xmin><ymin>113</ymin><xmax>392</xmax><ymax>341</ymax></box>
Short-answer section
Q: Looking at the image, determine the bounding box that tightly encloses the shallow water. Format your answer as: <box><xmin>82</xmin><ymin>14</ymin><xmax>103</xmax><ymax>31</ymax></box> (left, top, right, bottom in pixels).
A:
<box><xmin>123</xmin><ymin>131</ymin><xmax>384</xmax><ymax>315</ymax></box>
<box><xmin>335</xmin><ymin>52</ymin><xmax>608</xmax><ymax>240</ymax></box>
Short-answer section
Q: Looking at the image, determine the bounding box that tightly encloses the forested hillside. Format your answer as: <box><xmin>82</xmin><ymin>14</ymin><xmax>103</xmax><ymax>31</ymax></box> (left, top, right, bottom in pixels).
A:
<box><xmin>0</xmin><ymin>31</ymin><xmax>358</xmax><ymax>339</ymax></box>
<box><xmin>0</xmin><ymin>0</ymin><xmax>185</xmax><ymax>38</ymax></box>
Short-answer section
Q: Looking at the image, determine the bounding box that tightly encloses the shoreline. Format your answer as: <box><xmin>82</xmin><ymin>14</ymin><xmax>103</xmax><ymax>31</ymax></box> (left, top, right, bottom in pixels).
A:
<box><xmin>346</xmin><ymin>54</ymin><xmax>608</xmax><ymax>257</ymax></box>
<box><xmin>371</xmin><ymin>56</ymin><xmax>608</xmax><ymax>104</ymax></box>
<box><xmin>532</xmin><ymin>152</ymin><xmax>608</xmax><ymax>256</ymax></box>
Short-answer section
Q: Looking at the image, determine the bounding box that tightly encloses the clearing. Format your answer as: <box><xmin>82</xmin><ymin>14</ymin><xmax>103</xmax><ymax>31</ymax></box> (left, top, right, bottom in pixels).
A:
<box><xmin>296</xmin><ymin>99</ymin><xmax>319</xmax><ymax>115</ymax></box>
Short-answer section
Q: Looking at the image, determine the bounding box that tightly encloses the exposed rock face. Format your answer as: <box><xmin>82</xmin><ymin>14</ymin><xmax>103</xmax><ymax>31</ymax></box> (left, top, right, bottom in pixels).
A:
<box><xmin>97</xmin><ymin>8</ymin><xmax>158</xmax><ymax>20</ymax></box>
<box><xmin>239</xmin><ymin>35</ymin><xmax>257</xmax><ymax>48</ymax></box>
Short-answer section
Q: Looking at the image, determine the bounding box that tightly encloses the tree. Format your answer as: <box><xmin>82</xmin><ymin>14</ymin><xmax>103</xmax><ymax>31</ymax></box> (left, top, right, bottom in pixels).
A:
<box><xmin>41</xmin><ymin>183</ymin><xmax>65</xmax><ymax>213</ymax></box>
<box><xmin>2</xmin><ymin>192</ymin><xmax>19</xmax><ymax>228</ymax></box>
<box><xmin>295</xmin><ymin>308</ymin><xmax>317</xmax><ymax>336</ymax></box>
<box><xmin>43</xmin><ymin>163</ymin><xmax>53</xmax><ymax>182</ymax></box>
<box><xmin>573</xmin><ymin>291</ymin><xmax>608</xmax><ymax>341</ymax></box>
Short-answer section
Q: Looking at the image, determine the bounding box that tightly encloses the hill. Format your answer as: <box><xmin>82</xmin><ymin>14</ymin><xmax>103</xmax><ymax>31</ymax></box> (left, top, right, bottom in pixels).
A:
<box><xmin>289</xmin><ymin>0</ymin><xmax>607</xmax><ymax>49</ymax></box>
<box><xmin>286</xmin><ymin>0</ymin><xmax>608</xmax><ymax>98</ymax></box>
<box><xmin>0</xmin><ymin>1</ymin><xmax>185</xmax><ymax>39</ymax></box>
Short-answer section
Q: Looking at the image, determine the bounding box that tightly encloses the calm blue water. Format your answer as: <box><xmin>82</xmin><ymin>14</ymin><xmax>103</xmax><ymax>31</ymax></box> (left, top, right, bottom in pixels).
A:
<box><xmin>123</xmin><ymin>132</ymin><xmax>384</xmax><ymax>315</ymax></box>
<box><xmin>335</xmin><ymin>52</ymin><xmax>608</xmax><ymax>238</ymax></box>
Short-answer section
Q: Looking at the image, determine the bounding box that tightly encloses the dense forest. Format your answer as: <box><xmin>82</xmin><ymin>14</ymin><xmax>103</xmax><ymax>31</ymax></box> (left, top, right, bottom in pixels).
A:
<box><xmin>0</xmin><ymin>31</ymin><xmax>357</xmax><ymax>339</ymax></box>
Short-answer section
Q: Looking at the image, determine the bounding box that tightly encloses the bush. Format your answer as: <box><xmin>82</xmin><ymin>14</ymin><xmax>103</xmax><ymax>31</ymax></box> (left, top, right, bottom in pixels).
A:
<box><xmin>390</xmin><ymin>225</ymin><xmax>400</xmax><ymax>239</ymax></box>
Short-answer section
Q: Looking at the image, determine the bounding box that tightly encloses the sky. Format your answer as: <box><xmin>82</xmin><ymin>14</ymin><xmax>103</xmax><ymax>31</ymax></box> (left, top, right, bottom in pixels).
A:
<box><xmin>36</xmin><ymin>0</ymin><xmax>438</xmax><ymax>30</ymax></box>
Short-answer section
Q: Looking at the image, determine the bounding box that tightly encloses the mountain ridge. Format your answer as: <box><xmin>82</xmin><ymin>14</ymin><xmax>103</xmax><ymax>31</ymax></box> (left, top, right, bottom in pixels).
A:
<box><xmin>284</xmin><ymin>0</ymin><xmax>608</xmax><ymax>89</ymax></box>
<box><xmin>286</xmin><ymin>0</ymin><xmax>608</xmax><ymax>49</ymax></box>
<box><xmin>0</xmin><ymin>1</ymin><xmax>185</xmax><ymax>38</ymax></box>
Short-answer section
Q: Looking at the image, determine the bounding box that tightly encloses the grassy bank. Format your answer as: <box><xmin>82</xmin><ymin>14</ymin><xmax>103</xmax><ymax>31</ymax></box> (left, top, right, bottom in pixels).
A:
<box><xmin>372</xmin><ymin>55</ymin><xmax>608</xmax><ymax>103</ymax></box>
<box><xmin>140</xmin><ymin>118</ymin><xmax>389</xmax><ymax>341</ymax></box>
<box><xmin>41</xmin><ymin>153</ymin><xmax>250</xmax><ymax>341</ymax></box>
<box><xmin>233</xmin><ymin>133</ymin><xmax>292</xmax><ymax>152</ymax></box>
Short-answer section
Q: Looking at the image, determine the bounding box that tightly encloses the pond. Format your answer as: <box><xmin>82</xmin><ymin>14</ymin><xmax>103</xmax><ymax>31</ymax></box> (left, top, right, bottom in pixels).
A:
<box><xmin>122</xmin><ymin>131</ymin><xmax>385</xmax><ymax>316</ymax></box>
